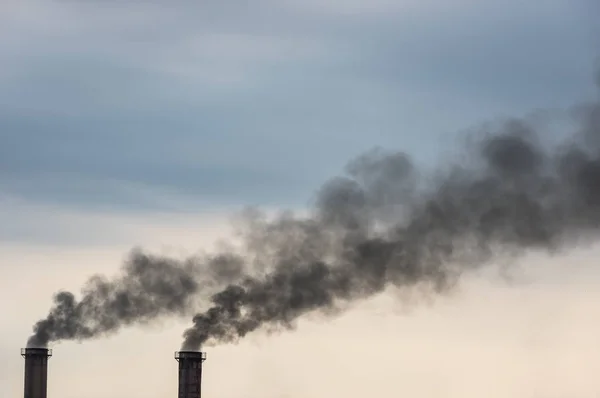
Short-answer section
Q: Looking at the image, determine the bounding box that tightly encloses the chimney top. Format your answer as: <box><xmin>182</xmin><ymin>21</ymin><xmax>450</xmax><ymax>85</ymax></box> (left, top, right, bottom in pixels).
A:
<box><xmin>21</xmin><ymin>348</ymin><xmax>52</xmax><ymax>358</ymax></box>
<box><xmin>174</xmin><ymin>351</ymin><xmax>206</xmax><ymax>361</ymax></box>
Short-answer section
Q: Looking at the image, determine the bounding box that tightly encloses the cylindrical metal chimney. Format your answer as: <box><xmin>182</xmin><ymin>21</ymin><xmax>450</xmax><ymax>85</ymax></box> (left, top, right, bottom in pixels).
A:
<box><xmin>175</xmin><ymin>351</ymin><xmax>206</xmax><ymax>398</ymax></box>
<box><xmin>21</xmin><ymin>348</ymin><xmax>52</xmax><ymax>398</ymax></box>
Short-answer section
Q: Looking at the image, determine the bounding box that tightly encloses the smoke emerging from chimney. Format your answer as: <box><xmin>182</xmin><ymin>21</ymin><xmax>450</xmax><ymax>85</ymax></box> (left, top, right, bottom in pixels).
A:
<box><xmin>27</xmin><ymin>250</ymin><xmax>245</xmax><ymax>347</ymax></box>
<box><xmin>180</xmin><ymin>89</ymin><xmax>600</xmax><ymax>350</ymax></box>
<box><xmin>27</xmin><ymin>71</ymin><xmax>600</xmax><ymax>352</ymax></box>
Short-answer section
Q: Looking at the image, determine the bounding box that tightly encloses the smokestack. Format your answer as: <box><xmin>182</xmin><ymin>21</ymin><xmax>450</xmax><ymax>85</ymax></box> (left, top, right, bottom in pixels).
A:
<box><xmin>21</xmin><ymin>348</ymin><xmax>52</xmax><ymax>398</ymax></box>
<box><xmin>175</xmin><ymin>351</ymin><xmax>206</xmax><ymax>398</ymax></box>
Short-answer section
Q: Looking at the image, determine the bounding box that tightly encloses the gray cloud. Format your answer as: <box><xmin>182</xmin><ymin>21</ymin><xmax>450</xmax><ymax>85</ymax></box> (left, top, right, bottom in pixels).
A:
<box><xmin>25</xmin><ymin>87</ymin><xmax>600</xmax><ymax>349</ymax></box>
<box><xmin>0</xmin><ymin>0</ymin><xmax>596</xmax><ymax>214</ymax></box>
<box><xmin>179</xmin><ymin>99</ymin><xmax>600</xmax><ymax>349</ymax></box>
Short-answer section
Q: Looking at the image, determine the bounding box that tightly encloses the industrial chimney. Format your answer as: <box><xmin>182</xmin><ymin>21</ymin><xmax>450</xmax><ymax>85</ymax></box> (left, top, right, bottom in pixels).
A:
<box><xmin>21</xmin><ymin>348</ymin><xmax>52</xmax><ymax>398</ymax></box>
<box><xmin>175</xmin><ymin>351</ymin><xmax>206</xmax><ymax>398</ymax></box>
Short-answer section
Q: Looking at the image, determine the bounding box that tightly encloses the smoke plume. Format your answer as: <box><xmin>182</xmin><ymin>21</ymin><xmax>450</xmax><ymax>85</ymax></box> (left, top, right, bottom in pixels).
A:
<box><xmin>180</xmin><ymin>93</ymin><xmax>600</xmax><ymax>350</ymax></box>
<box><xmin>27</xmin><ymin>249</ymin><xmax>245</xmax><ymax>347</ymax></box>
<box><xmin>28</xmin><ymin>73</ymin><xmax>600</xmax><ymax>351</ymax></box>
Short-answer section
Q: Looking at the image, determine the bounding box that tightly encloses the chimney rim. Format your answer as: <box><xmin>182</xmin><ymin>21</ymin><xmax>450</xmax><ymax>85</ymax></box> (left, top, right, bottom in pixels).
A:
<box><xmin>174</xmin><ymin>351</ymin><xmax>206</xmax><ymax>361</ymax></box>
<box><xmin>21</xmin><ymin>348</ymin><xmax>52</xmax><ymax>358</ymax></box>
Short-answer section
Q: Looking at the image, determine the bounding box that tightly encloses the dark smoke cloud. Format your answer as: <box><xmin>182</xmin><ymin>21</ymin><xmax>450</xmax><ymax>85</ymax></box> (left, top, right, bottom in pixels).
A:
<box><xmin>27</xmin><ymin>249</ymin><xmax>245</xmax><ymax>347</ymax></box>
<box><xmin>181</xmin><ymin>91</ymin><xmax>600</xmax><ymax>350</ymax></box>
<box><xmin>27</xmin><ymin>72</ymin><xmax>600</xmax><ymax>351</ymax></box>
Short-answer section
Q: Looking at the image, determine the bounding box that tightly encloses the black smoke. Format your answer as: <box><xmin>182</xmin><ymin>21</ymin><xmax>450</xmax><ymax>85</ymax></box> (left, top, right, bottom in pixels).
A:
<box><xmin>28</xmin><ymin>75</ymin><xmax>600</xmax><ymax>351</ymax></box>
<box><xmin>180</xmin><ymin>96</ymin><xmax>600</xmax><ymax>350</ymax></box>
<box><xmin>27</xmin><ymin>249</ymin><xmax>245</xmax><ymax>347</ymax></box>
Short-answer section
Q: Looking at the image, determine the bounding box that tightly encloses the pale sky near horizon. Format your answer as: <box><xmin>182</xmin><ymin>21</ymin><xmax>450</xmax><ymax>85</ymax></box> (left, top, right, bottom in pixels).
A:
<box><xmin>2</xmin><ymin>0</ymin><xmax>600</xmax><ymax>397</ymax></box>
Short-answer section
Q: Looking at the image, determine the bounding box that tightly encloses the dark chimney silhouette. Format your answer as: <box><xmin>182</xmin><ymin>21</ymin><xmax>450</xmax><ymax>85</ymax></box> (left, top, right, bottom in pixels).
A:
<box><xmin>21</xmin><ymin>348</ymin><xmax>52</xmax><ymax>398</ymax></box>
<box><xmin>175</xmin><ymin>351</ymin><xmax>206</xmax><ymax>398</ymax></box>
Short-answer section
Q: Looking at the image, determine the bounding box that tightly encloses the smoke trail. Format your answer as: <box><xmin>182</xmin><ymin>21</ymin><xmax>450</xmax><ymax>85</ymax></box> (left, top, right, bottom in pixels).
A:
<box><xmin>27</xmin><ymin>73</ymin><xmax>600</xmax><ymax>350</ymax></box>
<box><xmin>27</xmin><ymin>249</ymin><xmax>245</xmax><ymax>347</ymax></box>
<box><xmin>180</xmin><ymin>96</ymin><xmax>600</xmax><ymax>350</ymax></box>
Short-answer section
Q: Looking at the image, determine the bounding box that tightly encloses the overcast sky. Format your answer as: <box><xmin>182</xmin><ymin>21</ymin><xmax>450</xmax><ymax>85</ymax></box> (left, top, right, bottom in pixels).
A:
<box><xmin>1</xmin><ymin>1</ymin><xmax>600</xmax><ymax>398</ymax></box>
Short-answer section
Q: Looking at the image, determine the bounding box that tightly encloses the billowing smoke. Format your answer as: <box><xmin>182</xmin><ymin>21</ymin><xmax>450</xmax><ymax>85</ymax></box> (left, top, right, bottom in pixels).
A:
<box><xmin>180</xmin><ymin>94</ymin><xmax>600</xmax><ymax>350</ymax></box>
<box><xmin>27</xmin><ymin>249</ymin><xmax>245</xmax><ymax>347</ymax></box>
<box><xmin>28</xmin><ymin>73</ymin><xmax>600</xmax><ymax>351</ymax></box>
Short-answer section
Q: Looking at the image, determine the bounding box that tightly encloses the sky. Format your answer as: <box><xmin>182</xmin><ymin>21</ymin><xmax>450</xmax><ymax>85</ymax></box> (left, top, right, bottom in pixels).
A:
<box><xmin>1</xmin><ymin>0</ymin><xmax>600</xmax><ymax>397</ymax></box>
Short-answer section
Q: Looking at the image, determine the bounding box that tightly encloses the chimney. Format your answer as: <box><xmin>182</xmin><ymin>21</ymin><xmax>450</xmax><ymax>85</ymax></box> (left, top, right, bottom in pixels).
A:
<box><xmin>21</xmin><ymin>348</ymin><xmax>52</xmax><ymax>398</ymax></box>
<box><xmin>175</xmin><ymin>351</ymin><xmax>206</xmax><ymax>398</ymax></box>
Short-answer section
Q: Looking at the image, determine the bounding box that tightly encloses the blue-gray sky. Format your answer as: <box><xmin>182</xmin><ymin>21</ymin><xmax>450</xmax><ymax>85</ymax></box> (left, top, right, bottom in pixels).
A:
<box><xmin>1</xmin><ymin>0</ymin><xmax>598</xmax><ymax>218</ymax></box>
